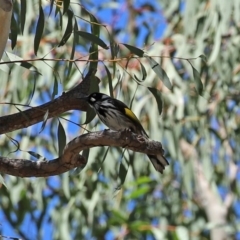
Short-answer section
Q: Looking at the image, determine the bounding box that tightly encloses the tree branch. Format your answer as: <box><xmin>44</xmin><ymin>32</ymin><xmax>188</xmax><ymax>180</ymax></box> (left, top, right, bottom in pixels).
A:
<box><xmin>0</xmin><ymin>69</ymin><xmax>97</xmax><ymax>134</ymax></box>
<box><xmin>180</xmin><ymin>140</ymin><xmax>236</xmax><ymax>240</ymax></box>
<box><xmin>0</xmin><ymin>130</ymin><xmax>166</xmax><ymax>177</ymax></box>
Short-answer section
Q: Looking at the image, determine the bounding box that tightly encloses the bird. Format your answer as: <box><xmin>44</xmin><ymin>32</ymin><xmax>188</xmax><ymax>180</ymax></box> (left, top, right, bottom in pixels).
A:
<box><xmin>80</xmin><ymin>92</ymin><xmax>169</xmax><ymax>173</ymax></box>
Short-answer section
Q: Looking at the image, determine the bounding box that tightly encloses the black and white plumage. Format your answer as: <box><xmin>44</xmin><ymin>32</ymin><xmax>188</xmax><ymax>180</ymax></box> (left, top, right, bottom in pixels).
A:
<box><xmin>82</xmin><ymin>92</ymin><xmax>169</xmax><ymax>173</ymax></box>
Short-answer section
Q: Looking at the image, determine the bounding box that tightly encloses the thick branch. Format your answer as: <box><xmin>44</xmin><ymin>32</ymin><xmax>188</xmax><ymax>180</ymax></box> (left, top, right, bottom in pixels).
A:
<box><xmin>0</xmin><ymin>69</ymin><xmax>96</xmax><ymax>134</ymax></box>
<box><xmin>0</xmin><ymin>130</ymin><xmax>166</xmax><ymax>177</ymax></box>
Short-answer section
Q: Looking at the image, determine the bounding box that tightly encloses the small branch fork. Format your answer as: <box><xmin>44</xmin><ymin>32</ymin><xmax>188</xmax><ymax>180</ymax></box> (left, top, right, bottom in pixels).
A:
<box><xmin>0</xmin><ymin>130</ymin><xmax>166</xmax><ymax>177</ymax></box>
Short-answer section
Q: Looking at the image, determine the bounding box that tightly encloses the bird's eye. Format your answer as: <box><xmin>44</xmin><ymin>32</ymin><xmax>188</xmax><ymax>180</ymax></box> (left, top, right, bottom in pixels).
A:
<box><xmin>90</xmin><ymin>97</ymin><xmax>96</xmax><ymax>102</ymax></box>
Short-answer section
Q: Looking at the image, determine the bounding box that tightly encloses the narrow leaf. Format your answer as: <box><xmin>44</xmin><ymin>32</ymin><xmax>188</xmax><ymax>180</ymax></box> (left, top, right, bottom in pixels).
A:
<box><xmin>34</xmin><ymin>6</ymin><xmax>45</xmax><ymax>55</ymax></box>
<box><xmin>122</xmin><ymin>43</ymin><xmax>144</xmax><ymax>57</ymax></box>
<box><xmin>63</xmin><ymin>0</ymin><xmax>70</xmax><ymax>15</ymax></box>
<box><xmin>190</xmin><ymin>62</ymin><xmax>204</xmax><ymax>95</ymax></box>
<box><xmin>58</xmin><ymin>9</ymin><xmax>73</xmax><ymax>47</ymax></box>
<box><xmin>51</xmin><ymin>75</ymin><xmax>59</xmax><ymax>100</ymax></box>
<box><xmin>49</xmin><ymin>0</ymin><xmax>54</xmax><ymax>16</ymax></box>
<box><xmin>146</xmin><ymin>56</ymin><xmax>172</xmax><ymax>90</ymax></box>
<box><xmin>76</xmin><ymin>31</ymin><xmax>109</xmax><ymax>49</ymax></box>
<box><xmin>27</xmin><ymin>151</ymin><xmax>43</xmax><ymax>160</ymax></box>
<box><xmin>20</xmin><ymin>62</ymin><xmax>42</xmax><ymax>75</ymax></box>
<box><xmin>83</xmin><ymin>108</ymin><xmax>96</xmax><ymax>125</ymax></box>
<box><xmin>20</xmin><ymin>0</ymin><xmax>26</xmax><ymax>34</ymax></box>
<box><xmin>88</xmin><ymin>13</ymin><xmax>100</xmax><ymax>70</ymax></box>
<box><xmin>27</xmin><ymin>73</ymin><xmax>37</xmax><ymax>105</ymax></box>
<box><xmin>10</xmin><ymin>13</ymin><xmax>18</xmax><ymax>49</ymax></box>
<box><xmin>67</xmin><ymin>18</ymin><xmax>78</xmax><ymax>77</ymax></box>
<box><xmin>58</xmin><ymin>120</ymin><xmax>66</xmax><ymax>156</ymax></box>
<box><xmin>199</xmin><ymin>54</ymin><xmax>207</xmax><ymax>63</ymax></box>
<box><xmin>39</xmin><ymin>110</ymin><xmax>49</xmax><ymax>133</ymax></box>
<box><xmin>139</xmin><ymin>60</ymin><xmax>147</xmax><ymax>81</ymax></box>
<box><xmin>148</xmin><ymin>87</ymin><xmax>163</xmax><ymax>115</ymax></box>
<box><xmin>104</xmin><ymin>64</ymin><xmax>113</xmax><ymax>97</ymax></box>
<box><xmin>119</xmin><ymin>162</ymin><xmax>128</xmax><ymax>185</ymax></box>
<box><xmin>127</xmin><ymin>186</ymin><xmax>150</xmax><ymax>199</ymax></box>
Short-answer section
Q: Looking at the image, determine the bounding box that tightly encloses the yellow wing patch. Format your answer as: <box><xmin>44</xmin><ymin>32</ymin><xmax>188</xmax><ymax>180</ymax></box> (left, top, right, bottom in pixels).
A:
<box><xmin>124</xmin><ymin>108</ymin><xmax>140</xmax><ymax>124</ymax></box>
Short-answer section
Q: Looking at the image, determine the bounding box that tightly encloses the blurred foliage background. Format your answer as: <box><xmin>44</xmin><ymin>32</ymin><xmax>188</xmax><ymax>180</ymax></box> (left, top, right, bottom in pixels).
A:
<box><xmin>0</xmin><ymin>0</ymin><xmax>240</xmax><ymax>239</ymax></box>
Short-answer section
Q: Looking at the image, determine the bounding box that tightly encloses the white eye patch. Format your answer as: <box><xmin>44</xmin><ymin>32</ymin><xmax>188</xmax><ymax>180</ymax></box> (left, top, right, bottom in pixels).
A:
<box><xmin>90</xmin><ymin>97</ymin><xmax>96</xmax><ymax>102</ymax></box>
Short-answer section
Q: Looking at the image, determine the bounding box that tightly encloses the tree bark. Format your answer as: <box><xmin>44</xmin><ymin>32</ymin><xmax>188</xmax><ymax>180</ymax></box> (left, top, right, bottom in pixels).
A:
<box><xmin>0</xmin><ymin>130</ymin><xmax>166</xmax><ymax>177</ymax></box>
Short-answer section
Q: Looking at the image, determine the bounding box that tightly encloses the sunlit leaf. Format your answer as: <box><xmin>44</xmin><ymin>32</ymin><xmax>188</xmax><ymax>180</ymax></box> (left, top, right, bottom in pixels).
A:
<box><xmin>148</xmin><ymin>87</ymin><xmax>163</xmax><ymax>115</ymax></box>
<box><xmin>34</xmin><ymin>6</ymin><xmax>45</xmax><ymax>55</ymax></box>
<box><xmin>146</xmin><ymin>56</ymin><xmax>172</xmax><ymax>90</ymax></box>
<box><xmin>6</xmin><ymin>52</ymin><xmax>41</xmax><ymax>75</ymax></box>
<box><xmin>176</xmin><ymin>226</ymin><xmax>189</xmax><ymax>240</ymax></box>
<box><xmin>127</xmin><ymin>186</ymin><xmax>150</xmax><ymax>199</ymax></box>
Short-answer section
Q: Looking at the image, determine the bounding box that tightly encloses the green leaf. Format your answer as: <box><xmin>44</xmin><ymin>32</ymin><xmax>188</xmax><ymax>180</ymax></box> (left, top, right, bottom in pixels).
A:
<box><xmin>10</xmin><ymin>13</ymin><xmax>18</xmax><ymax>50</ymax></box>
<box><xmin>135</xmin><ymin>176</ymin><xmax>153</xmax><ymax>185</ymax></box>
<box><xmin>34</xmin><ymin>6</ymin><xmax>45</xmax><ymax>55</ymax></box>
<box><xmin>148</xmin><ymin>87</ymin><xmax>163</xmax><ymax>115</ymax></box>
<box><xmin>20</xmin><ymin>62</ymin><xmax>42</xmax><ymax>75</ymax></box>
<box><xmin>190</xmin><ymin>62</ymin><xmax>203</xmax><ymax>95</ymax></box>
<box><xmin>39</xmin><ymin>110</ymin><xmax>49</xmax><ymax>133</ymax></box>
<box><xmin>58</xmin><ymin>120</ymin><xmax>66</xmax><ymax>156</ymax></box>
<box><xmin>20</xmin><ymin>0</ymin><xmax>26</xmax><ymax>34</ymax></box>
<box><xmin>76</xmin><ymin>31</ymin><xmax>109</xmax><ymax>50</ymax></box>
<box><xmin>139</xmin><ymin>60</ymin><xmax>147</xmax><ymax>81</ymax></box>
<box><xmin>110</xmin><ymin>210</ymin><xmax>128</xmax><ymax>225</ymax></box>
<box><xmin>27</xmin><ymin>73</ymin><xmax>37</xmax><ymax>105</ymax></box>
<box><xmin>199</xmin><ymin>54</ymin><xmax>207</xmax><ymax>63</ymax></box>
<box><xmin>0</xmin><ymin>174</ymin><xmax>7</xmax><ymax>189</ymax></box>
<box><xmin>122</xmin><ymin>43</ymin><xmax>144</xmax><ymax>57</ymax></box>
<box><xmin>63</xmin><ymin>0</ymin><xmax>70</xmax><ymax>15</ymax></box>
<box><xmin>127</xmin><ymin>185</ymin><xmax>150</xmax><ymax>199</ymax></box>
<box><xmin>84</xmin><ymin>107</ymin><xmax>96</xmax><ymax>125</ymax></box>
<box><xmin>146</xmin><ymin>56</ymin><xmax>172</xmax><ymax>90</ymax></box>
<box><xmin>51</xmin><ymin>75</ymin><xmax>59</xmax><ymax>100</ymax></box>
<box><xmin>66</xmin><ymin>18</ymin><xmax>78</xmax><ymax>77</ymax></box>
<box><xmin>176</xmin><ymin>226</ymin><xmax>189</xmax><ymax>240</ymax></box>
<box><xmin>49</xmin><ymin>0</ymin><xmax>54</xmax><ymax>16</ymax></box>
<box><xmin>58</xmin><ymin>9</ymin><xmax>73</xmax><ymax>47</ymax></box>
<box><xmin>5</xmin><ymin>52</ymin><xmax>41</xmax><ymax>75</ymax></box>
<box><xmin>104</xmin><ymin>64</ymin><xmax>114</xmax><ymax>97</ymax></box>
<box><xmin>27</xmin><ymin>151</ymin><xmax>44</xmax><ymax>160</ymax></box>
<box><xmin>119</xmin><ymin>162</ymin><xmax>128</xmax><ymax>185</ymax></box>
<box><xmin>88</xmin><ymin>13</ymin><xmax>100</xmax><ymax>70</ymax></box>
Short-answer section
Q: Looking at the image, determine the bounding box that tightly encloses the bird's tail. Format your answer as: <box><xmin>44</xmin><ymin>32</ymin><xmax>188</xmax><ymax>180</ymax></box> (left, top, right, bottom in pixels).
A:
<box><xmin>147</xmin><ymin>154</ymin><xmax>169</xmax><ymax>174</ymax></box>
